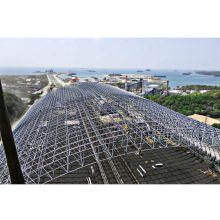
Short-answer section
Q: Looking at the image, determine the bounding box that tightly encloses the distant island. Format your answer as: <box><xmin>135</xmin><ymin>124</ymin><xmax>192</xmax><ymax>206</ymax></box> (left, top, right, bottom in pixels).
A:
<box><xmin>145</xmin><ymin>69</ymin><xmax>151</xmax><ymax>71</ymax></box>
<box><xmin>46</xmin><ymin>69</ymin><xmax>53</xmax><ymax>73</ymax></box>
<box><xmin>34</xmin><ymin>69</ymin><xmax>54</xmax><ymax>73</ymax></box>
<box><xmin>196</xmin><ymin>71</ymin><xmax>220</xmax><ymax>77</ymax></box>
<box><xmin>137</xmin><ymin>70</ymin><xmax>143</xmax><ymax>72</ymax></box>
<box><xmin>34</xmin><ymin>71</ymin><xmax>45</xmax><ymax>73</ymax></box>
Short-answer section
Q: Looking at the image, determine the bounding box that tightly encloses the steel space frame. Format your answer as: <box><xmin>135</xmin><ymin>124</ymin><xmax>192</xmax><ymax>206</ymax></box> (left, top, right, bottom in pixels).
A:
<box><xmin>0</xmin><ymin>83</ymin><xmax>220</xmax><ymax>184</ymax></box>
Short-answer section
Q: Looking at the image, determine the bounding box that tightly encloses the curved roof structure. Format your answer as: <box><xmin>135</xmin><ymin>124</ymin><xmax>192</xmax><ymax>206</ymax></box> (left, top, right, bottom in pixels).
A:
<box><xmin>1</xmin><ymin>83</ymin><xmax>220</xmax><ymax>184</ymax></box>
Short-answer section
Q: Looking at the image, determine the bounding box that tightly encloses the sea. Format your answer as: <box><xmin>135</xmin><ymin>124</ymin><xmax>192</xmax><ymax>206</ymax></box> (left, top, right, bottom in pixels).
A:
<box><xmin>1</xmin><ymin>67</ymin><xmax>220</xmax><ymax>90</ymax></box>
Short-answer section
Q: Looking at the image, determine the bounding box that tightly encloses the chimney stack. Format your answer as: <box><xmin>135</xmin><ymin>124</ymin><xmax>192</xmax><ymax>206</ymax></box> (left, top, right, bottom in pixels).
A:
<box><xmin>166</xmin><ymin>81</ymin><xmax>169</xmax><ymax>96</ymax></box>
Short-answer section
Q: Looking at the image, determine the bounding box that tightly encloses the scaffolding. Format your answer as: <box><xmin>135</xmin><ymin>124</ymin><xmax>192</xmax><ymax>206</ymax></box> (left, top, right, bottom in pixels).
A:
<box><xmin>0</xmin><ymin>82</ymin><xmax>220</xmax><ymax>184</ymax></box>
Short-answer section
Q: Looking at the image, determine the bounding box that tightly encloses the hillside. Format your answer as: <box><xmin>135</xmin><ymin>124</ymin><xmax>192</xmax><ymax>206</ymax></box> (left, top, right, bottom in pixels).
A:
<box><xmin>179</xmin><ymin>85</ymin><xmax>220</xmax><ymax>91</ymax></box>
<box><xmin>3</xmin><ymin>92</ymin><xmax>27</xmax><ymax>124</ymax></box>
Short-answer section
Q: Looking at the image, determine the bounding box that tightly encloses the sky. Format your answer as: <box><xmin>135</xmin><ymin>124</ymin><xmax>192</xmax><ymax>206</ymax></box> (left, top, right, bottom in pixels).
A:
<box><xmin>0</xmin><ymin>38</ymin><xmax>220</xmax><ymax>70</ymax></box>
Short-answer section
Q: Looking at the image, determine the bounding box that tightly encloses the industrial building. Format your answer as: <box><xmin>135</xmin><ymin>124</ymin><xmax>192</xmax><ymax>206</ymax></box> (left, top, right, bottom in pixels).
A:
<box><xmin>0</xmin><ymin>83</ymin><xmax>220</xmax><ymax>184</ymax></box>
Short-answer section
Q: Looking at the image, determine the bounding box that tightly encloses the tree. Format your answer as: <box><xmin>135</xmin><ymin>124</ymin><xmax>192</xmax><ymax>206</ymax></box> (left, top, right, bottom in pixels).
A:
<box><xmin>29</xmin><ymin>94</ymin><xmax>40</xmax><ymax>105</ymax></box>
<box><xmin>194</xmin><ymin>110</ymin><xmax>201</xmax><ymax>114</ymax></box>
<box><xmin>3</xmin><ymin>92</ymin><xmax>27</xmax><ymax>123</ymax></box>
<box><xmin>213</xmin><ymin>111</ymin><xmax>220</xmax><ymax>118</ymax></box>
<box><xmin>208</xmin><ymin>101</ymin><xmax>215</xmax><ymax>107</ymax></box>
<box><xmin>213</xmin><ymin>103</ymin><xmax>220</xmax><ymax>109</ymax></box>
<box><xmin>211</xmin><ymin>123</ymin><xmax>220</xmax><ymax>129</ymax></box>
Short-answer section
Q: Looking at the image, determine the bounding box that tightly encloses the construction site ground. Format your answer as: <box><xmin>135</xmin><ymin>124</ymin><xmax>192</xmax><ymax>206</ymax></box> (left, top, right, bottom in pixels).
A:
<box><xmin>188</xmin><ymin>114</ymin><xmax>220</xmax><ymax>126</ymax></box>
<box><xmin>45</xmin><ymin>147</ymin><xmax>220</xmax><ymax>184</ymax></box>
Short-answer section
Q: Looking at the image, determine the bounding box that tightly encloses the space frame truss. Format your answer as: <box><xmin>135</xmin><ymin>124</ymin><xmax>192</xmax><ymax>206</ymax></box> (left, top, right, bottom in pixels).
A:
<box><xmin>0</xmin><ymin>82</ymin><xmax>220</xmax><ymax>184</ymax></box>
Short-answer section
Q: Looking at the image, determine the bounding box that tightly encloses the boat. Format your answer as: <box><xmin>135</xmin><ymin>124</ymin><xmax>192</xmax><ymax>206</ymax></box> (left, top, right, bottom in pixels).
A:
<box><xmin>68</xmin><ymin>73</ymin><xmax>77</xmax><ymax>76</ymax></box>
<box><xmin>108</xmin><ymin>73</ymin><xmax>122</xmax><ymax>76</ymax></box>
<box><xmin>145</xmin><ymin>69</ymin><xmax>151</xmax><ymax>71</ymax></box>
<box><xmin>88</xmin><ymin>70</ymin><xmax>96</xmax><ymax>72</ymax></box>
<box><xmin>34</xmin><ymin>71</ymin><xmax>45</xmax><ymax>73</ymax></box>
<box><xmin>154</xmin><ymin>75</ymin><xmax>166</xmax><ymax>78</ymax></box>
<box><xmin>183</xmin><ymin>72</ymin><xmax>192</xmax><ymax>75</ymax></box>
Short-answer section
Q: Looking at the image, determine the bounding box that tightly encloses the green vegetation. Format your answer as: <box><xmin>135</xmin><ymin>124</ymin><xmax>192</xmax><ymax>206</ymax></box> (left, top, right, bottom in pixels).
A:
<box><xmin>211</xmin><ymin>123</ymin><xmax>220</xmax><ymax>129</ymax></box>
<box><xmin>29</xmin><ymin>94</ymin><xmax>40</xmax><ymax>105</ymax></box>
<box><xmin>4</xmin><ymin>92</ymin><xmax>27</xmax><ymax>123</ymax></box>
<box><xmin>179</xmin><ymin>85</ymin><xmax>220</xmax><ymax>91</ymax></box>
<box><xmin>116</xmin><ymin>82</ymin><xmax>125</xmax><ymax>87</ymax></box>
<box><xmin>144</xmin><ymin>89</ymin><xmax>220</xmax><ymax>120</ymax></box>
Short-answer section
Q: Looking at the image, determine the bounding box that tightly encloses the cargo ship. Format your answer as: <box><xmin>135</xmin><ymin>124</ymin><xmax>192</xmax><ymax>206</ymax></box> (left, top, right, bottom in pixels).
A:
<box><xmin>68</xmin><ymin>73</ymin><xmax>77</xmax><ymax>76</ymax></box>
<box><xmin>108</xmin><ymin>73</ymin><xmax>122</xmax><ymax>76</ymax></box>
<box><xmin>183</xmin><ymin>72</ymin><xmax>192</xmax><ymax>75</ymax></box>
<box><xmin>154</xmin><ymin>75</ymin><xmax>166</xmax><ymax>78</ymax></box>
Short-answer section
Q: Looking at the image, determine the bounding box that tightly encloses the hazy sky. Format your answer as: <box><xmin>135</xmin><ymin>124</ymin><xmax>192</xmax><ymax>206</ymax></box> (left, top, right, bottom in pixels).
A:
<box><xmin>0</xmin><ymin>38</ymin><xmax>220</xmax><ymax>70</ymax></box>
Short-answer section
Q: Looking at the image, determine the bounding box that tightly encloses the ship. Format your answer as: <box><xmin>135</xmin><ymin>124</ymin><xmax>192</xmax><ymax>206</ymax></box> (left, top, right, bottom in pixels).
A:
<box><xmin>154</xmin><ymin>75</ymin><xmax>166</xmax><ymax>78</ymax></box>
<box><xmin>145</xmin><ymin>69</ymin><xmax>151</xmax><ymax>71</ymax></box>
<box><xmin>183</xmin><ymin>72</ymin><xmax>192</xmax><ymax>75</ymax></box>
<box><xmin>68</xmin><ymin>73</ymin><xmax>77</xmax><ymax>76</ymax></box>
<box><xmin>108</xmin><ymin>73</ymin><xmax>122</xmax><ymax>77</ymax></box>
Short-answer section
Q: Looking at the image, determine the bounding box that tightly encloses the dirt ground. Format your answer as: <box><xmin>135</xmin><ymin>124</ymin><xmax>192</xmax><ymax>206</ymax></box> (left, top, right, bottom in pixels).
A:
<box><xmin>0</xmin><ymin>74</ymin><xmax>48</xmax><ymax>98</ymax></box>
<box><xmin>188</xmin><ymin>114</ymin><xmax>220</xmax><ymax>125</ymax></box>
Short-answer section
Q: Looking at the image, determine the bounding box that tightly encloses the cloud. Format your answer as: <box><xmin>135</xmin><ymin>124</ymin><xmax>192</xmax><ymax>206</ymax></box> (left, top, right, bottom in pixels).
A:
<box><xmin>162</xmin><ymin>56</ymin><xmax>167</xmax><ymax>59</ymax></box>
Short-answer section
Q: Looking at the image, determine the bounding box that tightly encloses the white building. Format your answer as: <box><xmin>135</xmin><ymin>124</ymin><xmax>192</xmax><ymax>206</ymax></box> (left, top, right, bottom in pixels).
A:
<box><xmin>89</xmin><ymin>79</ymin><xmax>98</xmax><ymax>83</ymax></box>
<box><xmin>169</xmin><ymin>90</ymin><xmax>183</xmax><ymax>95</ymax></box>
<box><xmin>200</xmin><ymin>90</ymin><xmax>210</xmax><ymax>94</ymax></box>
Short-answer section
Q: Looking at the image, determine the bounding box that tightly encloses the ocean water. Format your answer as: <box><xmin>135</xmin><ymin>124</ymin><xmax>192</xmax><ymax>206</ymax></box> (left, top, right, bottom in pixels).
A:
<box><xmin>1</xmin><ymin>67</ymin><xmax>220</xmax><ymax>90</ymax></box>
